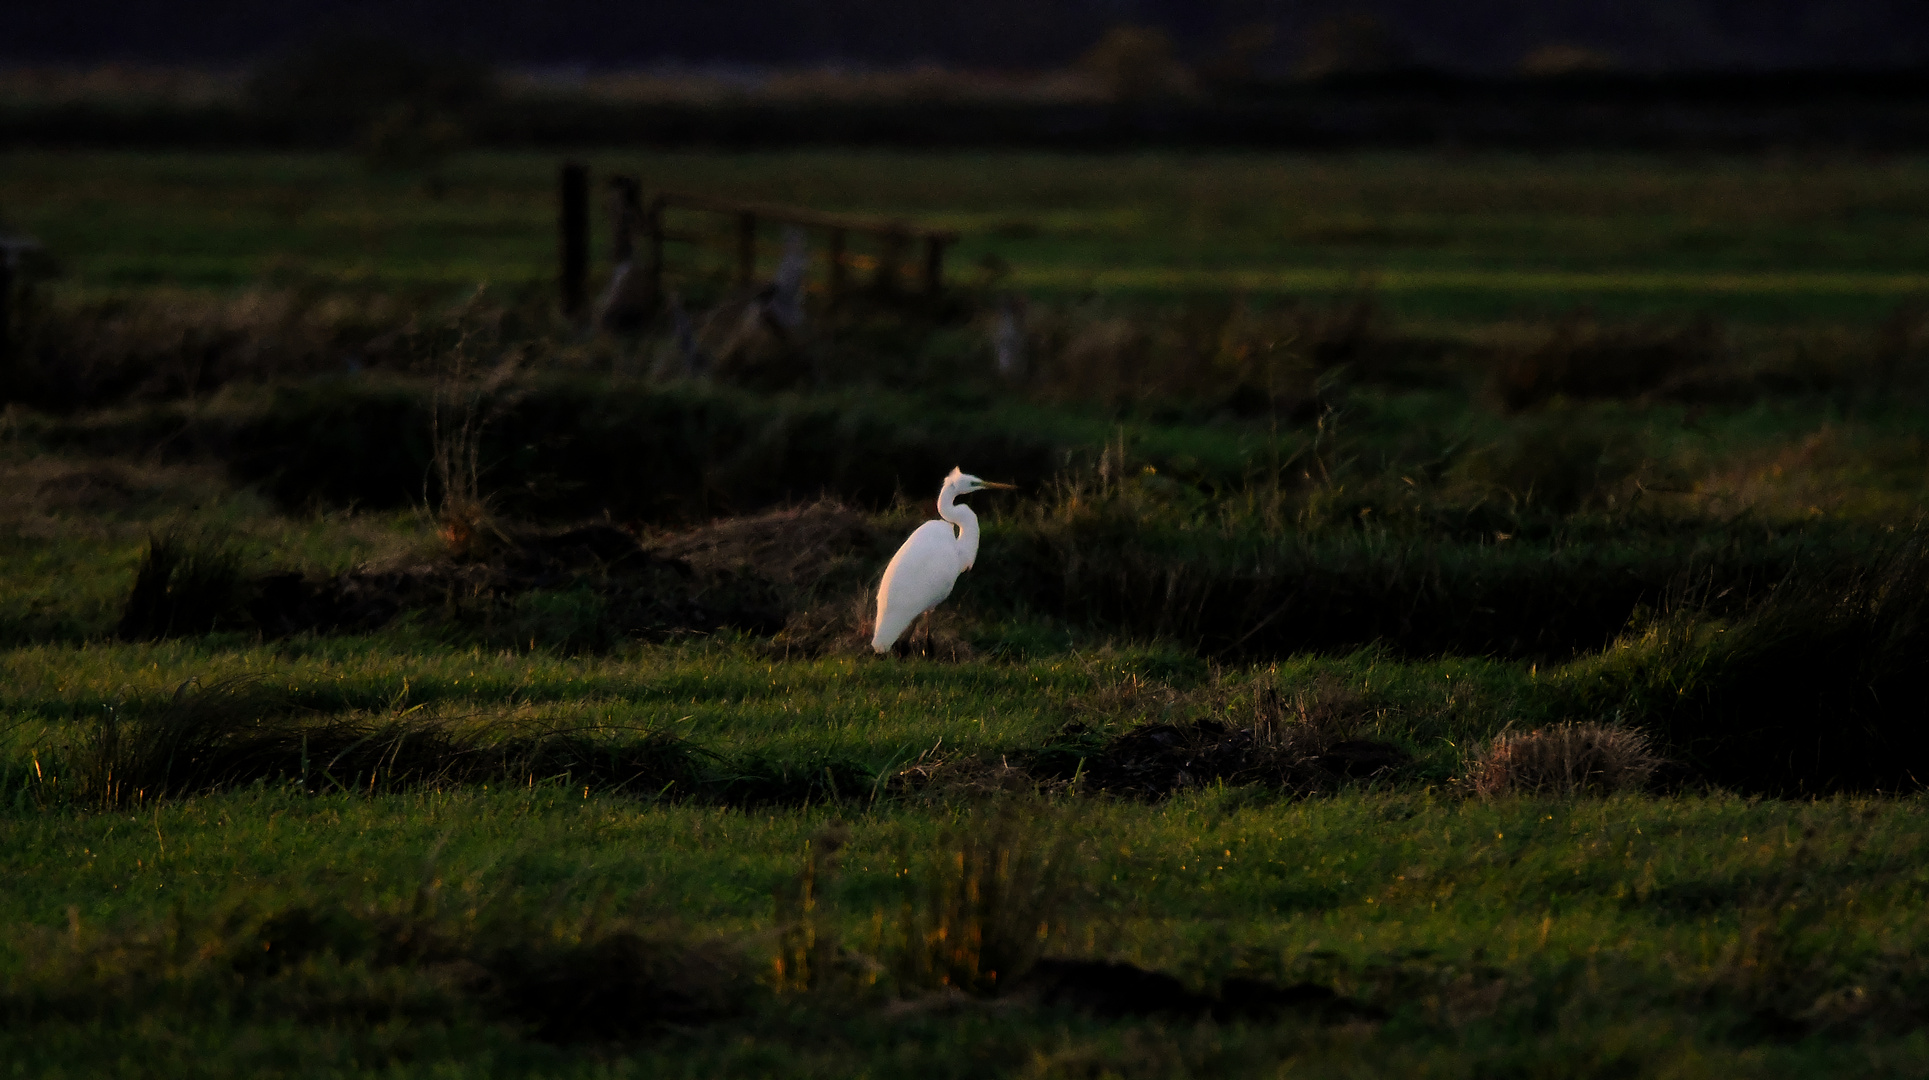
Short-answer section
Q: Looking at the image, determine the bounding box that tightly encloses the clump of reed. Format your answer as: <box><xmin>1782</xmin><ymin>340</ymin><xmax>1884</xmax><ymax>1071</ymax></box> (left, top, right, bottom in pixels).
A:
<box><xmin>116</xmin><ymin>531</ymin><xmax>247</xmax><ymax>640</ymax></box>
<box><xmin>429</xmin><ymin>338</ymin><xmax>524</xmax><ymax>560</ymax></box>
<box><xmin>767</xmin><ymin>803</ymin><xmax>1080</xmax><ymax>1001</ymax></box>
<box><xmin>769</xmin><ymin>822</ymin><xmax>854</xmax><ymax>994</ymax></box>
<box><xmin>886</xmin><ymin>799</ymin><xmax>1076</xmax><ymax>996</ymax></box>
<box><xmin>1460</xmin><ymin>721</ymin><xmax>1661</xmax><ymax>797</ymax></box>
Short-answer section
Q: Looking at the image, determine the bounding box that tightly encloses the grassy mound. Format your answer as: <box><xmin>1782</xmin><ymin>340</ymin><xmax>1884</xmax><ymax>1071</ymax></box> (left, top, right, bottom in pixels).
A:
<box><xmin>1558</xmin><ymin>528</ymin><xmax>1929</xmax><ymax>793</ymax></box>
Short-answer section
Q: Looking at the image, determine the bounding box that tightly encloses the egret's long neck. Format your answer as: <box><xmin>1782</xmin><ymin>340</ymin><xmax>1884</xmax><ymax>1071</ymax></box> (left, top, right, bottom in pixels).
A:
<box><xmin>937</xmin><ymin>485</ymin><xmax>981</xmax><ymax>570</ymax></box>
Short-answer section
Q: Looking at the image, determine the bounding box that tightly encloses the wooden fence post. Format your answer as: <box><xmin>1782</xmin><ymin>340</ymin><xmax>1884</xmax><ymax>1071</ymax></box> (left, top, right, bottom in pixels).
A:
<box><xmin>644</xmin><ymin>195</ymin><xmax>666</xmax><ymax>309</ymax></box>
<box><xmin>609</xmin><ymin>175</ymin><xmax>642</xmax><ymax>262</ymax></box>
<box><xmin>876</xmin><ymin>229</ymin><xmax>906</xmax><ymax>294</ymax></box>
<box><xmin>736</xmin><ymin>212</ymin><xmax>757</xmax><ymax>287</ymax></box>
<box><xmin>827</xmin><ymin>228</ymin><xmax>847</xmax><ymax>303</ymax></box>
<box><xmin>559</xmin><ymin>162</ymin><xmax>589</xmax><ymax>316</ymax></box>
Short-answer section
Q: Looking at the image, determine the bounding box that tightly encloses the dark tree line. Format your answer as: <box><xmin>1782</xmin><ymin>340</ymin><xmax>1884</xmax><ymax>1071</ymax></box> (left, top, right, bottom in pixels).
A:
<box><xmin>9</xmin><ymin>0</ymin><xmax>1929</xmax><ymax>72</ymax></box>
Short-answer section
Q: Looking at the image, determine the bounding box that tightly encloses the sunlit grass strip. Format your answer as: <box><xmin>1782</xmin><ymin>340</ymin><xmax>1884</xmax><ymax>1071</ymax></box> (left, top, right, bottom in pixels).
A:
<box><xmin>1012</xmin><ymin>264</ymin><xmax>1929</xmax><ymax>297</ymax></box>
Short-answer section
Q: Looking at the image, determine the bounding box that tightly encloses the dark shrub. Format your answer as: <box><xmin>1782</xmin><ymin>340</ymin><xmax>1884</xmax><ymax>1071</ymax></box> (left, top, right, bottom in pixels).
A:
<box><xmin>117</xmin><ymin>533</ymin><xmax>246</xmax><ymax>640</ymax></box>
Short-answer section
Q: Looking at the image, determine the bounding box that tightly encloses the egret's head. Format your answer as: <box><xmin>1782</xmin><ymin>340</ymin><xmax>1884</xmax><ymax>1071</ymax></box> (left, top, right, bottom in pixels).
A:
<box><xmin>944</xmin><ymin>466</ymin><xmax>1016</xmax><ymax>496</ymax></box>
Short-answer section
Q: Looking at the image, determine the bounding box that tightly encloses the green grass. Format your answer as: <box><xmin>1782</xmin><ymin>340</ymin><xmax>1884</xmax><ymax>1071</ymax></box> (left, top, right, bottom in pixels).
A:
<box><xmin>10</xmin><ymin>150</ymin><xmax>1929</xmax><ymax>324</ymax></box>
<box><xmin>0</xmin><ymin>476</ymin><xmax>1923</xmax><ymax>1073</ymax></box>
<box><xmin>0</xmin><ymin>635</ymin><xmax>1528</xmax><ymax>776</ymax></box>
<box><xmin>1</xmin><ymin>784</ymin><xmax>1924</xmax><ymax>1076</ymax></box>
<box><xmin>8</xmin><ymin>147</ymin><xmax>1929</xmax><ymax>1074</ymax></box>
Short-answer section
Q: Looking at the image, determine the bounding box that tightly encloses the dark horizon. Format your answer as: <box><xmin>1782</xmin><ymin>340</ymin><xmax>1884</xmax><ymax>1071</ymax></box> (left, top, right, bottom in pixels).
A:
<box><xmin>10</xmin><ymin>0</ymin><xmax>1929</xmax><ymax>74</ymax></box>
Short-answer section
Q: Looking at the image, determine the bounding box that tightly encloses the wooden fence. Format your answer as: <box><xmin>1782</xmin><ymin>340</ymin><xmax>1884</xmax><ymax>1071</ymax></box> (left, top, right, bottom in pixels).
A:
<box><xmin>559</xmin><ymin>163</ymin><xmax>958</xmax><ymax>318</ymax></box>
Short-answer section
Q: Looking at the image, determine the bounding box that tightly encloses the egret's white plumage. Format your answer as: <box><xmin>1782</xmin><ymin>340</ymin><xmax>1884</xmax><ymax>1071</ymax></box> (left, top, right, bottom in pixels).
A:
<box><xmin>872</xmin><ymin>467</ymin><xmax>1013</xmax><ymax>653</ymax></box>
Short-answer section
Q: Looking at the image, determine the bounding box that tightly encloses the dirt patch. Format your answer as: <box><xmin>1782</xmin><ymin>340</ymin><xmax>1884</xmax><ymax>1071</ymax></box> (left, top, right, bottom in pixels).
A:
<box><xmin>891</xmin><ymin>722</ymin><xmax>1410</xmax><ymax>803</ymax></box>
<box><xmin>887</xmin><ymin>675</ymin><xmax>1411</xmax><ymax>800</ymax></box>
<box><xmin>1032</xmin><ymin>719</ymin><xmax>1410</xmax><ymax>799</ymax></box>
<box><xmin>1016</xmin><ymin>959</ymin><xmax>1387</xmax><ymax>1023</ymax></box>
<box><xmin>1027</xmin><ymin>676</ymin><xmax>1411</xmax><ymax>798</ymax></box>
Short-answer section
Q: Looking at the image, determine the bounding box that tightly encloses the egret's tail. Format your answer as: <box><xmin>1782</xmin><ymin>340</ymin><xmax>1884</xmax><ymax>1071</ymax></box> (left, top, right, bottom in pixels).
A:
<box><xmin>871</xmin><ymin>603</ymin><xmax>919</xmax><ymax>653</ymax></box>
<box><xmin>870</xmin><ymin>621</ymin><xmax>902</xmax><ymax>653</ymax></box>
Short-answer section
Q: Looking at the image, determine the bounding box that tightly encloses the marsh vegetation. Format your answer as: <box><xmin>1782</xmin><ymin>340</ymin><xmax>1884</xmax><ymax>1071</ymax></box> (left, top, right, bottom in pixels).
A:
<box><xmin>2</xmin><ymin>149</ymin><xmax>1927</xmax><ymax>1076</ymax></box>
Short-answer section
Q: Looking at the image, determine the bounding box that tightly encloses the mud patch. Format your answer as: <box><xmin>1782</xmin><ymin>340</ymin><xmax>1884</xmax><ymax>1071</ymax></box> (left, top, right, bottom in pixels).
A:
<box><xmin>1017</xmin><ymin>959</ymin><xmax>1387</xmax><ymax>1023</ymax></box>
<box><xmin>1031</xmin><ymin>719</ymin><xmax>1410</xmax><ymax>799</ymax></box>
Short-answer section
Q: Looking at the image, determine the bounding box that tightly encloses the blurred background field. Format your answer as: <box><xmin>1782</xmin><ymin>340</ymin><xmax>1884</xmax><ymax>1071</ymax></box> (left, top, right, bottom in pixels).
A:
<box><xmin>9</xmin><ymin>149</ymin><xmax>1929</xmax><ymax>325</ymax></box>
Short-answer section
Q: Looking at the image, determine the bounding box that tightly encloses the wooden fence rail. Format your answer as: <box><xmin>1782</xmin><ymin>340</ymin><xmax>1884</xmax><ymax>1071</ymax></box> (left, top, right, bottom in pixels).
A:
<box><xmin>609</xmin><ymin>174</ymin><xmax>959</xmax><ymax>307</ymax></box>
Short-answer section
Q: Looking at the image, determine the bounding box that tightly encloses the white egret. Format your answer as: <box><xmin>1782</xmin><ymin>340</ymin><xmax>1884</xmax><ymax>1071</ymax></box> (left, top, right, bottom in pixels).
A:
<box><xmin>872</xmin><ymin>467</ymin><xmax>1014</xmax><ymax>653</ymax></box>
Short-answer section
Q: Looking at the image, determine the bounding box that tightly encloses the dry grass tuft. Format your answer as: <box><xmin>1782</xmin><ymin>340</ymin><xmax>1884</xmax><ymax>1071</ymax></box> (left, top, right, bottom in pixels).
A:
<box><xmin>1245</xmin><ymin>672</ymin><xmax>1380</xmax><ymax>750</ymax></box>
<box><xmin>762</xmin><ymin>596</ymin><xmax>874</xmax><ymax>658</ymax></box>
<box><xmin>648</xmin><ymin>502</ymin><xmax>983</xmax><ymax>661</ymax></box>
<box><xmin>655</xmin><ymin>502</ymin><xmax>889</xmax><ymax>658</ymax></box>
<box><xmin>890</xmin><ymin>800</ymin><xmax>1076</xmax><ymax>996</ymax></box>
<box><xmin>769</xmin><ymin>822</ymin><xmax>855</xmax><ymax>994</ymax></box>
<box><xmin>429</xmin><ymin>348</ymin><xmax>522</xmax><ymax>560</ymax></box>
<box><xmin>1462</xmin><ymin>721</ymin><xmax>1661</xmax><ymax>797</ymax></box>
<box><xmin>888</xmin><ymin>745</ymin><xmax>1040</xmax><ymax>802</ymax></box>
<box><xmin>650</xmin><ymin>501</ymin><xmax>884</xmax><ymax>589</ymax></box>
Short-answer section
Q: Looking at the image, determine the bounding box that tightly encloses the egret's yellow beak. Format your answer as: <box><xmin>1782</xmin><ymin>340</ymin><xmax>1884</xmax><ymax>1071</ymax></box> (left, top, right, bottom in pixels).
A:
<box><xmin>978</xmin><ymin>481</ymin><xmax>1017</xmax><ymax>490</ymax></box>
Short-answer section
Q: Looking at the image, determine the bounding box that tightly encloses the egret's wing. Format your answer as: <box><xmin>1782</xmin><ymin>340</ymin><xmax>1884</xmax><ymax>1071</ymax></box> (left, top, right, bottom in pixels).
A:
<box><xmin>873</xmin><ymin>520</ymin><xmax>962</xmax><ymax>651</ymax></box>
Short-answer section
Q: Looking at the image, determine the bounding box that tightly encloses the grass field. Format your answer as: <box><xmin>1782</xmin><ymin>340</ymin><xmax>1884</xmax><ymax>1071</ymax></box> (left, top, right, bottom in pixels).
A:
<box><xmin>3</xmin><ymin>149</ymin><xmax>1929</xmax><ymax>1077</ymax></box>
<box><xmin>9</xmin><ymin>150</ymin><xmax>1929</xmax><ymax>322</ymax></box>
